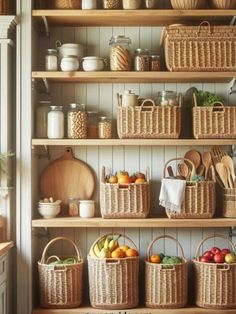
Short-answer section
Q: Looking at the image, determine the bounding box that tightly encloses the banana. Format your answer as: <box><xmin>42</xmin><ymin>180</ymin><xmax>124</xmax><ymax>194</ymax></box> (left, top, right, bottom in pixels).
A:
<box><xmin>103</xmin><ymin>236</ymin><xmax>111</xmax><ymax>250</ymax></box>
<box><xmin>98</xmin><ymin>237</ymin><xmax>106</xmax><ymax>250</ymax></box>
<box><xmin>93</xmin><ymin>243</ymin><xmax>101</xmax><ymax>258</ymax></box>
<box><xmin>108</xmin><ymin>239</ymin><xmax>116</xmax><ymax>252</ymax></box>
<box><xmin>99</xmin><ymin>247</ymin><xmax>110</xmax><ymax>258</ymax></box>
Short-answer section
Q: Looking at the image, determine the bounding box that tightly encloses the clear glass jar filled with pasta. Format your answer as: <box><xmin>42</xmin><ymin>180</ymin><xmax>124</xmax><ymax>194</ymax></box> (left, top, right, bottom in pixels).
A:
<box><xmin>109</xmin><ymin>35</ymin><xmax>132</xmax><ymax>71</ymax></box>
<box><xmin>99</xmin><ymin>116</ymin><xmax>112</xmax><ymax>139</ymax></box>
<box><xmin>67</xmin><ymin>103</ymin><xmax>87</xmax><ymax>139</ymax></box>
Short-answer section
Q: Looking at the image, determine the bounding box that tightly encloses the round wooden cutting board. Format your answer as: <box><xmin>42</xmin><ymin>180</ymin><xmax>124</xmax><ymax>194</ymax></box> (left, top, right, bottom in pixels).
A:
<box><xmin>40</xmin><ymin>147</ymin><xmax>96</xmax><ymax>206</ymax></box>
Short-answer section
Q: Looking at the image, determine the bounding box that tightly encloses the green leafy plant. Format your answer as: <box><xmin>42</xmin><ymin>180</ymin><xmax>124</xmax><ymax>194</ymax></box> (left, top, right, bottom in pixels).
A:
<box><xmin>196</xmin><ymin>90</ymin><xmax>221</xmax><ymax>107</ymax></box>
<box><xmin>0</xmin><ymin>151</ymin><xmax>14</xmax><ymax>176</ymax></box>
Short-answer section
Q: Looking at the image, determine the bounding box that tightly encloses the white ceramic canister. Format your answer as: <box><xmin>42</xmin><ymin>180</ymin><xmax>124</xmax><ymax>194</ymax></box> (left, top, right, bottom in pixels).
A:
<box><xmin>82</xmin><ymin>56</ymin><xmax>106</xmax><ymax>71</ymax></box>
<box><xmin>122</xmin><ymin>90</ymin><xmax>139</xmax><ymax>107</ymax></box>
<box><xmin>60</xmin><ymin>55</ymin><xmax>79</xmax><ymax>72</ymax></box>
<box><xmin>56</xmin><ymin>41</ymin><xmax>84</xmax><ymax>61</ymax></box>
<box><xmin>47</xmin><ymin>106</ymin><xmax>64</xmax><ymax>139</ymax></box>
<box><xmin>79</xmin><ymin>200</ymin><xmax>95</xmax><ymax>218</ymax></box>
<box><xmin>82</xmin><ymin>0</ymin><xmax>97</xmax><ymax>9</ymax></box>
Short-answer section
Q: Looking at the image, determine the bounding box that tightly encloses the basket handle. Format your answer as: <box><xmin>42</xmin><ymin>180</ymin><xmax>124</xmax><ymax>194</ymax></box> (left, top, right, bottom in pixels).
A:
<box><xmin>195</xmin><ymin>234</ymin><xmax>236</xmax><ymax>259</ymax></box>
<box><xmin>197</xmin><ymin>21</ymin><xmax>211</xmax><ymax>36</ymax></box>
<box><xmin>146</xmin><ymin>235</ymin><xmax>185</xmax><ymax>260</ymax></box>
<box><xmin>193</xmin><ymin>93</ymin><xmax>224</xmax><ymax>109</ymax></box>
<box><xmin>140</xmin><ymin>99</ymin><xmax>156</xmax><ymax>110</ymax></box>
<box><xmin>163</xmin><ymin>157</ymin><xmax>196</xmax><ymax>181</ymax></box>
<box><xmin>40</xmin><ymin>236</ymin><xmax>82</xmax><ymax>264</ymax></box>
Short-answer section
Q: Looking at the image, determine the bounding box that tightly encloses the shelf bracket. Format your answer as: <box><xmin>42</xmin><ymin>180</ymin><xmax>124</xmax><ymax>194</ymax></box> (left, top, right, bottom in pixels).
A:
<box><xmin>41</xmin><ymin>16</ymin><xmax>50</xmax><ymax>37</ymax></box>
<box><xmin>230</xmin><ymin>227</ymin><xmax>236</xmax><ymax>238</ymax></box>
<box><xmin>32</xmin><ymin>227</ymin><xmax>49</xmax><ymax>238</ymax></box>
<box><xmin>42</xmin><ymin>77</ymin><xmax>50</xmax><ymax>94</ymax></box>
<box><xmin>230</xmin><ymin>16</ymin><xmax>236</xmax><ymax>25</ymax></box>
<box><xmin>229</xmin><ymin>77</ymin><xmax>236</xmax><ymax>95</ymax></box>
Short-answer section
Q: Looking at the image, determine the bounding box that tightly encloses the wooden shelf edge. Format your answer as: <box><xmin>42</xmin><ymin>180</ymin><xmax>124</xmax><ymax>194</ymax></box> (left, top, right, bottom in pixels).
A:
<box><xmin>31</xmin><ymin>217</ymin><xmax>236</xmax><ymax>228</ymax></box>
<box><xmin>0</xmin><ymin>241</ymin><xmax>13</xmax><ymax>257</ymax></box>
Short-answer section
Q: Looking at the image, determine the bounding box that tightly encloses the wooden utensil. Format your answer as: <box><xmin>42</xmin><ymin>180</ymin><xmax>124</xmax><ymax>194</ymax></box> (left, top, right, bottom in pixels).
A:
<box><xmin>184</xmin><ymin>150</ymin><xmax>201</xmax><ymax>170</ymax></box>
<box><xmin>40</xmin><ymin>147</ymin><xmax>96</xmax><ymax>209</ymax></box>
<box><xmin>202</xmin><ymin>151</ymin><xmax>212</xmax><ymax>179</ymax></box>
<box><xmin>215</xmin><ymin>162</ymin><xmax>230</xmax><ymax>188</ymax></box>
<box><xmin>178</xmin><ymin>162</ymin><xmax>190</xmax><ymax>180</ymax></box>
<box><xmin>167</xmin><ymin>165</ymin><xmax>174</xmax><ymax>177</ymax></box>
<box><xmin>197</xmin><ymin>164</ymin><xmax>205</xmax><ymax>176</ymax></box>
<box><xmin>209</xmin><ymin>165</ymin><xmax>216</xmax><ymax>183</ymax></box>
<box><xmin>221</xmin><ymin>155</ymin><xmax>236</xmax><ymax>188</ymax></box>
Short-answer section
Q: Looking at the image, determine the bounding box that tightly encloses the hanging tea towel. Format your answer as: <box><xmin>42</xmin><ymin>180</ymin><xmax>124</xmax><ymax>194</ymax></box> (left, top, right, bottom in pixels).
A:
<box><xmin>159</xmin><ymin>178</ymin><xmax>186</xmax><ymax>213</ymax></box>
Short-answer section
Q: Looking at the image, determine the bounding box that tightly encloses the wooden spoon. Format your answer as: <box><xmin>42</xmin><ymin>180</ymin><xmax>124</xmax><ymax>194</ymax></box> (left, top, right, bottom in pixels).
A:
<box><xmin>178</xmin><ymin>162</ymin><xmax>190</xmax><ymax>180</ymax></box>
<box><xmin>184</xmin><ymin>150</ymin><xmax>201</xmax><ymax>171</ymax></box>
<box><xmin>215</xmin><ymin>162</ymin><xmax>230</xmax><ymax>188</ymax></box>
<box><xmin>221</xmin><ymin>155</ymin><xmax>236</xmax><ymax>188</ymax></box>
<box><xmin>202</xmin><ymin>152</ymin><xmax>212</xmax><ymax>180</ymax></box>
<box><xmin>197</xmin><ymin>164</ymin><xmax>205</xmax><ymax>176</ymax></box>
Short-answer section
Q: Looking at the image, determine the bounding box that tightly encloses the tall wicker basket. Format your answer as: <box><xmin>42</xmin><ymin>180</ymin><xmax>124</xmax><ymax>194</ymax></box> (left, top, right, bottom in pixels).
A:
<box><xmin>38</xmin><ymin>237</ymin><xmax>84</xmax><ymax>309</ymax></box>
<box><xmin>88</xmin><ymin>233</ymin><xmax>139</xmax><ymax>309</ymax></box>
<box><xmin>193</xmin><ymin>234</ymin><xmax>236</xmax><ymax>309</ymax></box>
<box><xmin>145</xmin><ymin>235</ymin><xmax>188</xmax><ymax>309</ymax></box>
<box><xmin>50</xmin><ymin>0</ymin><xmax>81</xmax><ymax>9</ymax></box>
<box><xmin>222</xmin><ymin>187</ymin><xmax>236</xmax><ymax>217</ymax></box>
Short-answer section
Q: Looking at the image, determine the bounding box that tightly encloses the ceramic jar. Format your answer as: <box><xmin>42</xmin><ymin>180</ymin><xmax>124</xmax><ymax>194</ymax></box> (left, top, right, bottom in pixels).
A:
<box><xmin>82</xmin><ymin>56</ymin><xmax>107</xmax><ymax>71</ymax></box>
<box><xmin>60</xmin><ymin>56</ymin><xmax>79</xmax><ymax>71</ymax></box>
<box><xmin>79</xmin><ymin>200</ymin><xmax>95</xmax><ymax>218</ymax></box>
<box><xmin>47</xmin><ymin>106</ymin><xmax>64</xmax><ymax>139</ymax></box>
<box><xmin>82</xmin><ymin>0</ymin><xmax>97</xmax><ymax>9</ymax></box>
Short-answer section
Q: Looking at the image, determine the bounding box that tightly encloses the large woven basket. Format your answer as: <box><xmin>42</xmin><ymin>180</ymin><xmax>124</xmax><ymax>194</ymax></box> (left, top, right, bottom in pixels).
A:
<box><xmin>38</xmin><ymin>237</ymin><xmax>83</xmax><ymax>309</ymax></box>
<box><xmin>88</xmin><ymin>233</ymin><xmax>139</xmax><ymax>309</ymax></box>
<box><xmin>222</xmin><ymin>187</ymin><xmax>236</xmax><ymax>218</ymax></box>
<box><xmin>117</xmin><ymin>98</ymin><xmax>181</xmax><ymax>139</ymax></box>
<box><xmin>208</xmin><ymin>0</ymin><xmax>236</xmax><ymax>8</ymax></box>
<box><xmin>192</xmin><ymin>94</ymin><xmax>236</xmax><ymax>139</ymax></box>
<box><xmin>163</xmin><ymin>158</ymin><xmax>216</xmax><ymax>219</ymax></box>
<box><xmin>193</xmin><ymin>234</ymin><xmax>236</xmax><ymax>309</ymax></box>
<box><xmin>50</xmin><ymin>0</ymin><xmax>81</xmax><ymax>9</ymax></box>
<box><xmin>100</xmin><ymin>166</ymin><xmax>150</xmax><ymax>218</ymax></box>
<box><xmin>161</xmin><ymin>21</ymin><xmax>236</xmax><ymax>72</ymax></box>
<box><xmin>171</xmin><ymin>0</ymin><xmax>206</xmax><ymax>9</ymax></box>
<box><xmin>145</xmin><ymin>235</ymin><xmax>188</xmax><ymax>309</ymax></box>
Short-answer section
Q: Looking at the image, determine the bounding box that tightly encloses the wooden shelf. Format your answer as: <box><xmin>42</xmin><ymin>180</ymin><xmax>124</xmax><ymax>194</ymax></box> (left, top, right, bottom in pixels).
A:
<box><xmin>32</xmin><ymin>217</ymin><xmax>236</xmax><ymax>228</ymax></box>
<box><xmin>32</xmin><ymin>9</ymin><xmax>236</xmax><ymax>26</ymax></box>
<box><xmin>32</xmin><ymin>71</ymin><xmax>236</xmax><ymax>83</ymax></box>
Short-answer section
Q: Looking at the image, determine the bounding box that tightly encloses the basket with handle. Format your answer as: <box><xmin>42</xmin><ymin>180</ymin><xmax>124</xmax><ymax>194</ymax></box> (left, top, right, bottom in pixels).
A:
<box><xmin>192</xmin><ymin>93</ymin><xmax>236</xmax><ymax>139</ymax></box>
<box><xmin>193</xmin><ymin>234</ymin><xmax>236</xmax><ymax>309</ymax></box>
<box><xmin>38</xmin><ymin>236</ymin><xmax>84</xmax><ymax>309</ymax></box>
<box><xmin>88</xmin><ymin>233</ymin><xmax>139</xmax><ymax>309</ymax></box>
<box><xmin>161</xmin><ymin>21</ymin><xmax>236</xmax><ymax>72</ymax></box>
<box><xmin>100</xmin><ymin>166</ymin><xmax>150</xmax><ymax>218</ymax></box>
<box><xmin>145</xmin><ymin>235</ymin><xmax>188</xmax><ymax>308</ymax></box>
<box><xmin>117</xmin><ymin>97</ymin><xmax>181</xmax><ymax>139</ymax></box>
<box><xmin>162</xmin><ymin>157</ymin><xmax>215</xmax><ymax>219</ymax></box>
<box><xmin>50</xmin><ymin>0</ymin><xmax>81</xmax><ymax>9</ymax></box>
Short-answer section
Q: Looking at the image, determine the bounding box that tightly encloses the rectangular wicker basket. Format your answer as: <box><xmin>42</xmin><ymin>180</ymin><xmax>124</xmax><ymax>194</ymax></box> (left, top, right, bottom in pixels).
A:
<box><xmin>161</xmin><ymin>21</ymin><xmax>236</xmax><ymax>72</ymax></box>
<box><xmin>117</xmin><ymin>98</ymin><xmax>181</xmax><ymax>139</ymax></box>
<box><xmin>222</xmin><ymin>187</ymin><xmax>236</xmax><ymax>218</ymax></box>
<box><xmin>192</xmin><ymin>93</ymin><xmax>236</xmax><ymax>139</ymax></box>
<box><xmin>100</xmin><ymin>167</ymin><xmax>150</xmax><ymax>218</ymax></box>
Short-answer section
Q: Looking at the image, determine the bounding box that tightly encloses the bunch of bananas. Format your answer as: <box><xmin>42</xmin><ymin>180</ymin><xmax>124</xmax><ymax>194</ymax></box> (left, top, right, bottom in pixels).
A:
<box><xmin>90</xmin><ymin>235</ymin><xmax>121</xmax><ymax>258</ymax></box>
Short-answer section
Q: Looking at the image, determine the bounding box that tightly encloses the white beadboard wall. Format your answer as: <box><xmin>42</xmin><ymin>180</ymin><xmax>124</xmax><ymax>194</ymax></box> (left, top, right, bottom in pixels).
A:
<box><xmin>31</xmin><ymin>24</ymin><xmax>236</xmax><ymax>304</ymax></box>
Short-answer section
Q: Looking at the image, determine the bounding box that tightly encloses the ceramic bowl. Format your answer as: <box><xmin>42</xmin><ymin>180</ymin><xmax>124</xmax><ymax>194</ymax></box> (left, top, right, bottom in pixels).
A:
<box><xmin>38</xmin><ymin>200</ymin><xmax>61</xmax><ymax>219</ymax></box>
<box><xmin>82</xmin><ymin>56</ymin><xmax>106</xmax><ymax>72</ymax></box>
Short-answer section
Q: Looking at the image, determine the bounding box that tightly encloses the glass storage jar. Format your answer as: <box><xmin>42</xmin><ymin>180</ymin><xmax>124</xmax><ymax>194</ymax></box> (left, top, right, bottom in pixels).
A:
<box><xmin>134</xmin><ymin>48</ymin><xmax>150</xmax><ymax>71</ymax></box>
<box><xmin>67</xmin><ymin>103</ymin><xmax>87</xmax><ymax>139</ymax></box>
<box><xmin>45</xmin><ymin>49</ymin><xmax>58</xmax><ymax>71</ymax></box>
<box><xmin>82</xmin><ymin>0</ymin><xmax>97</xmax><ymax>9</ymax></box>
<box><xmin>87</xmin><ymin>111</ymin><xmax>98</xmax><ymax>139</ymax></box>
<box><xmin>102</xmin><ymin>0</ymin><xmax>121</xmax><ymax>9</ymax></box>
<box><xmin>47</xmin><ymin>106</ymin><xmax>64</xmax><ymax>139</ymax></box>
<box><xmin>68</xmin><ymin>197</ymin><xmax>80</xmax><ymax>217</ymax></box>
<box><xmin>35</xmin><ymin>101</ymin><xmax>51</xmax><ymax>138</ymax></box>
<box><xmin>149</xmin><ymin>54</ymin><xmax>161</xmax><ymax>71</ymax></box>
<box><xmin>109</xmin><ymin>35</ymin><xmax>132</xmax><ymax>71</ymax></box>
<box><xmin>122</xmin><ymin>0</ymin><xmax>141</xmax><ymax>9</ymax></box>
<box><xmin>99</xmin><ymin>117</ymin><xmax>112</xmax><ymax>139</ymax></box>
<box><xmin>156</xmin><ymin>91</ymin><xmax>178</xmax><ymax>106</ymax></box>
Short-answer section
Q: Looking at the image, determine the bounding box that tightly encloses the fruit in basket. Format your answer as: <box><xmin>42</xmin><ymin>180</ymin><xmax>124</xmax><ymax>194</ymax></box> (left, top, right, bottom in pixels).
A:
<box><xmin>150</xmin><ymin>254</ymin><xmax>161</xmax><ymax>263</ymax></box>
<box><xmin>119</xmin><ymin>245</ymin><xmax>130</xmax><ymax>252</ymax></box>
<box><xmin>225</xmin><ymin>253</ymin><xmax>236</xmax><ymax>264</ymax></box>
<box><xmin>135</xmin><ymin>178</ymin><xmax>146</xmax><ymax>183</ymax></box>
<box><xmin>203</xmin><ymin>250</ymin><xmax>214</xmax><ymax>261</ymax></box>
<box><xmin>161</xmin><ymin>255</ymin><xmax>182</xmax><ymax>265</ymax></box>
<box><xmin>125</xmin><ymin>248</ymin><xmax>139</xmax><ymax>257</ymax></box>
<box><xmin>129</xmin><ymin>174</ymin><xmax>137</xmax><ymax>183</ymax></box>
<box><xmin>221</xmin><ymin>248</ymin><xmax>231</xmax><ymax>256</ymax></box>
<box><xmin>213</xmin><ymin>252</ymin><xmax>225</xmax><ymax>264</ymax></box>
<box><xmin>108</xmin><ymin>175</ymin><xmax>118</xmax><ymax>183</ymax></box>
<box><xmin>118</xmin><ymin>174</ymin><xmax>130</xmax><ymax>184</ymax></box>
<box><xmin>200</xmin><ymin>256</ymin><xmax>211</xmax><ymax>263</ymax></box>
<box><xmin>136</xmin><ymin>172</ymin><xmax>146</xmax><ymax>180</ymax></box>
<box><xmin>211</xmin><ymin>247</ymin><xmax>221</xmax><ymax>255</ymax></box>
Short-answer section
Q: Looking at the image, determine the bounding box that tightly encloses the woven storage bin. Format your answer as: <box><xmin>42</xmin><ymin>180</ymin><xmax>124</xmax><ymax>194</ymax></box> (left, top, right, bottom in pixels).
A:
<box><xmin>38</xmin><ymin>237</ymin><xmax>83</xmax><ymax>309</ymax></box>
<box><xmin>171</xmin><ymin>0</ymin><xmax>206</xmax><ymax>9</ymax></box>
<box><xmin>117</xmin><ymin>98</ymin><xmax>181</xmax><ymax>139</ymax></box>
<box><xmin>88</xmin><ymin>233</ymin><xmax>139</xmax><ymax>309</ymax></box>
<box><xmin>193</xmin><ymin>234</ymin><xmax>236</xmax><ymax>309</ymax></box>
<box><xmin>222</xmin><ymin>187</ymin><xmax>236</xmax><ymax>217</ymax></box>
<box><xmin>208</xmin><ymin>0</ymin><xmax>236</xmax><ymax>8</ymax></box>
<box><xmin>145</xmin><ymin>235</ymin><xmax>188</xmax><ymax>309</ymax></box>
<box><xmin>100</xmin><ymin>166</ymin><xmax>150</xmax><ymax>218</ymax></box>
<box><xmin>50</xmin><ymin>0</ymin><xmax>81</xmax><ymax>9</ymax></box>
<box><xmin>161</xmin><ymin>21</ymin><xmax>236</xmax><ymax>72</ymax></box>
<box><xmin>0</xmin><ymin>0</ymin><xmax>12</xmax><ymax>14</ymax></box>
<box><xmin>163</xmin><ymin>157</ymin><xmax>216</xmax><ymax>219</ymax></box>
<box><xmin>192</xmin><ymin>94</ymin><xmax>236</xmax><ymax>139</ymax></box>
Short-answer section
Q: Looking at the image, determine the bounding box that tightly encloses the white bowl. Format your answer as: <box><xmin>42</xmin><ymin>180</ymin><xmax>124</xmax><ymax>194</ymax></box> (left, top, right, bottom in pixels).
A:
<box><xmin>82</xmin><ymin>56</ymin><xmax>106</xmax><ymax>72</ymax></box>
<box><xmin>38</xmin><ymin>202</ymin><xmax>61</xmax><ymax>219</ymax></box>
<box><xmin>57</xmin><ymin>42</ymin><xmax>84</xmax><ymax>60</ymax></box>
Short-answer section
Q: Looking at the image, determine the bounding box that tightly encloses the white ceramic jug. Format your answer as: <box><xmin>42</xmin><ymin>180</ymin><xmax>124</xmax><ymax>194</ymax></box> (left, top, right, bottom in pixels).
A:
<box><xmin>118</xmin><ymin>90</ymin><xmax>139</xmax><ymax>107</ymax></box>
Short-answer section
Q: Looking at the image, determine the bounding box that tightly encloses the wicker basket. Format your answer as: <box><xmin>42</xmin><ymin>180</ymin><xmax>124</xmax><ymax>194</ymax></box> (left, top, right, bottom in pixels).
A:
<box><xmin>38</xmin><ymin>237</ymin><xmax>83</xmax><ymax>309</ymax></box>
<box><xmin>208</xmin><ymin>0</ymin><xmax>236</xmax><ymax>9</ymax></box>
<box><xmin>88</xmin><ymin>233</ymin><xmax>139</xmax><ymax>309</ymax></box>
<box><xmin>117</xmin><ymin>97</ymin><xmax>181</xmax><ymax>139</ymax></box>
<box><xmin>100</xmin><ymin>166</ymin><xmax>150</xmax><ymax>218</ymax></box>
<box><xmin>50</xmin><ymin>0</ymin><xmax>81</xmax><ymax>9</ymax></box>
<box><xmin>0</xmin><ymin>0</ymin><xmax>12</xmax><ymax>14</ymax></box>
<box><xmin>222</xmin><ymin>187</ymin><xmax>236</xmax><ymax>217</ymax></box>
<box><xmin>161</xmin><ymin>21</ymin><xmax>236</xmax><ymax>72</ymax></box>
<box><xmin>171</xmin><ymin>0</ymin><xmax>206</xmax><ymax>9</ymax></box>
<box><xmin>145</xmin><ymin>235</ymin><xmax>188</xmax><ymax>309</ymax></box>
<box><xmin>192</xmin><ymin>94</ymin><xmax>236</xmax><ymax>139</ymax></box>
<box><xmin>193</xmin><ymin>234</ymin><xmax>236</xmax><ymax>309</ymax></box>
<box><xmin>162</xmin><ymin>158</ymin><xmax>216</xmax><ymax>219</ymax></box>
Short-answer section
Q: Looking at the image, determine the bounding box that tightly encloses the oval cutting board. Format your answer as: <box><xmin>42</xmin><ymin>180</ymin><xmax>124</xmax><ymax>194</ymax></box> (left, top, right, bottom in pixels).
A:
<box><xmin>40</xmin><ymin>147</ymin><xmax>96</xmax><ymax>206</ymax></box>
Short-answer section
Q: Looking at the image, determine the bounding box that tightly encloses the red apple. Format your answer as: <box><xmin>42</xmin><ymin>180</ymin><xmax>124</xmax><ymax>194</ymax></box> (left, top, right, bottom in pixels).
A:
<box><xmin>211</xmin><ymin>247</ymin><xmax>221</xmax><ymax>255</ymax></box>
<box><xmin>221</xmin><ymin>248</ymin><xmax>231</xmax><ymax>256</ymax></box>
<box><xmin>203</xmin><ymin>250</ymin><xmax>214</xmax><ymax>261</ymax></box>
<box><xmin>213</xmin><ymin>252</ymin><xmax>225</xmax><ymax>264</ymax></box>
<box><xmin>136</xmin><ymin>172</ymin><xmax>146</xmax><ymax>180</ymax></box>
<box><xmin>200</xmin><ymin>256</ymin><xmax>211</xmax><ymax>263</ymax></box>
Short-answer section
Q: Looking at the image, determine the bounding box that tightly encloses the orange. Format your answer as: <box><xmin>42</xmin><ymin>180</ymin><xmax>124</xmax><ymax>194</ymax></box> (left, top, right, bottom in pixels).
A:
<box><xmin>125</xmin><ymin>248</ymin><xmax>139</xmax><ymax>257</ymax></box>
<box><xmin>150</xmin><ymin>254</ymin><xmax>161</xmax><ymax>263</ymax></box>
<box><xmin>111</xmin><ymin>249</ymin><xmax>124</xmax><ymax>258</ymax></box>
<box><xmin>119</xmin><ymin>245</ymin><xmax>130</xmax><ymax>252</ymax></box>
<box><xmin>108</xmin><ymin>175</ymin><xmax>118</xmax><ymax>183</ymax></box>
<box><xmin>135</xmin><ymin>178</ymin><xmax>145</xmax><ymax>184</ymax></box>
<box><xmin>118</xmin><ymin>174</ymin><xmax>130</xmax><ymax>184</ymax></box>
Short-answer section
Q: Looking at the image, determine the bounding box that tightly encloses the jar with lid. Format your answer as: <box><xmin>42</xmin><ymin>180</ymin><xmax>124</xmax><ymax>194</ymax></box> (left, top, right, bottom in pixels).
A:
<box><xmin>87</xmin><ymin>111</ymin><xmax>98</xmax><ymax>139</ymax></box>
<box><xmin>35</xmin><ymin>101</ymin><xmax>51</xmax><ymax>138</ymax></box>
<box><xmin>99</xmin><ymin>117</ymin><xmax>112</xmax><ymax>139</ymax></box>
<box><xmin>47</xmin><ymin>106</ymin><xmax>64</xmax><ymax>139</ymax></box>
<box><xmin>149</xmin><ymin>54</ymin><xmax>161</xmax><ymax>71</ymax></box>
<box><xmin>68</xmin><ymin>197</ymin><xmax>80</xmax><ymax>217</ymax></box>
<box><xmin>82</xmin><ymin>0</ymin><xmax>97</xmax><ymax>9</ymax></box>
<box><xmin>45</xmin><ymin>49</ymin><xmax>58</xmax><ymax>71</ymax></box>
<box><xmin>79</xmin><ymin>200</ymin><xmax>95</xmax><ymax>218</ymax></box>
<box><xmin>144</xmin><ymin>0</ymin><xmax>157</xmax><ymax>8</ymax></box>
<box><xmin>102</xmin><ymin>0</ymin><xmax>121</xmax><ymax>9</ymax></box>
<box><xmin>60</xmin><ymin>55</ymin><xmax>79</xmax><ymax>72</ymax></box>
<box><xmin>67</xmin><ymin>103</ymin><xmax>87</xmax><ymax>139</ymax></box>
<box><xmin>134</xmin><ymin>48</ymin><xmax>150</xmax><ymax>71</ymax></box>
<box><xmin>156</xmin><ymin>91</ymin><xmax>178</xmax><ymax>106</ymax></box>
<box><xmin>122</xmin><ymin>0</ymin><xmax>141</xmax><ymax>9</ymax></box>
<box><xmin>109</xmin><ymin>35</ymin><xmax>132</xmax><ymax>71</ymax></box>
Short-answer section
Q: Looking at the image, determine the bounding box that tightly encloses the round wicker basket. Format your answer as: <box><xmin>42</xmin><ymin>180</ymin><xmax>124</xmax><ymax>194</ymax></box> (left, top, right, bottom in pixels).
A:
<box><xmin>208</xmin><ymin>0</ymin><xmax>236</xmax><ymax>8</ymax></box>
<box><xmin>50</xmin><ymin>0</ymin><xmax>81</xmax><ymax>9</ymax></box>
<box><xmin>170</xmin><ymin>0</ymin><xmax>206</xmax><ymax>9</ymax></box>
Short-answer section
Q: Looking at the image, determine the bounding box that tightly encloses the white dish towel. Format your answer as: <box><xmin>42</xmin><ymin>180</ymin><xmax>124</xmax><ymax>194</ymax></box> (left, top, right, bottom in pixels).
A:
<box><xmin>159</xmin><ymin>178</ymin><xmax>186</xmax><ymax>213</ymax></box>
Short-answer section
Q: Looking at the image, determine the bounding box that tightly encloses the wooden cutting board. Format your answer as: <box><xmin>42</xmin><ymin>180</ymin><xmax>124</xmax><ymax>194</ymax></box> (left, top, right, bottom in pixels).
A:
<box><xmin>40</xmin><ymin>147</ymin><xmax>96</xmax><ymax>207</ymax></box>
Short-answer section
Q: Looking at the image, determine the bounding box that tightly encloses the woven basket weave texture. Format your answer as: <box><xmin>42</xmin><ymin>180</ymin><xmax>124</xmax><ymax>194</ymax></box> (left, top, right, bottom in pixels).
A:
<box><xmin>171</xmin><ymin>0</ymin><xmax>206</xmax><ymax>9</ymax></box>
<box><xmin>208</xmin><ymin>0</ymin><xmax>236</xmax><ymax>8</ymax></box>
<box><xmin>222</xmin><ymin>187</ymin><xmax>236</xmax><ymax>217</ymax></box>
<box><xmin>51</xmin><ymin>0</ymin><xmax>81</xmax><ymax>9</ymax></box>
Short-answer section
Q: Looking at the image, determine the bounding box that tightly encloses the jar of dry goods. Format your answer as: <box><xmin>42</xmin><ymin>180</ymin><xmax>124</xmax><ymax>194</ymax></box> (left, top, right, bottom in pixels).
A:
<box><xmin>68</xmin><ymin>197</ymin><xmax>80</xmax><ymax>217</ymax></box>
<box><xmin>99</xmin><ymin>117</ymin><xmax>112</xmax><ymax>139</ymax></box>
<box><xmin>157</xmin><ymin>91</ymin><xmax>178</xmax><ymax>106</ymax></box>
<box><xmin>122</xmin><ymin>0</ymin><xmax>141</xmax><ymax>9</ymax></box>
<box><xmin>109</xmin><ymin>35</ymin><xmax>132</xmax><ymax>71</ymax></box>
<box><xmin>45</xmin><ymin>49</ymin><xmax>58</xmax><ymax>71</ymax></box>
<box><xmin>134</xmin><ymin>48</ymin><xmax>150</xmax><ymax>71</ymax></box>
<box><xmin>36</xmin><ymin>101</ymin><xmax>51</xmax><ymax>138</ymax></box>
<box><xmin>82</xmin><ymin>0</ymin><xmax>97</xmax><ymax>9</ymax></box>
<box><xmin>144</xmin><ymin>0</ymin><xmax>157</xmax><ymax>8</ymax></box>
<box><xmin>102</xmin><ymin>0</ymin><xmax>121</xmax><ymax>9</ymax></box>
<box><xmin>47</xmin><ymin>106</ymin><xmax>64</xmax><ymax>139</ymax></box>
<box><xmin>67</xmin><ymin>103</ymin><xmax>87</xmax><ymax>139</ymax></box>
<box><xmin>149</xmin><ymin>54</ymin><xmax>161</xmax><ymax>71</ymax></box>
<box><xmin>87</xmin><ymin>111</ymin><xmax>98</xmax><ymax>139</ymax></box>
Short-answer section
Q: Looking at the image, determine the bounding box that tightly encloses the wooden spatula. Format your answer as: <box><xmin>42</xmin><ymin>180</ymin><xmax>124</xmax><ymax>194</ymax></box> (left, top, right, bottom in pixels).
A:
<box><xmin>215</xmin><ymin>162</ymin><xmax>230</xmax><ymax>189</ymax></box>
<box><xmin>221</xmin><ymin>155</ymin><xmax>236</xmax><ymax>188</ymax></box>
<box><xmin>202</xmin><ymin>152</ymin><xmax>212</xmax><ymax>179</ymax></box>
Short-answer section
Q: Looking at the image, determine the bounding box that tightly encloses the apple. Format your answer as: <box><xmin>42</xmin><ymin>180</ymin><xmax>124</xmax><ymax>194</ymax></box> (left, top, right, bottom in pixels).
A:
<box><xmin>213</xmin><ymin>252</ymin><xmax>225</xmax><ymax>264</ymax></box>
<box><xmin>200</xmin><ymin>256</ymin><xmax>211</xmax><ymax>263</ymax></box>
<box><xmin>203</xmin><ymin>250</ymin><xmax>214</xmax><ymax>261</ymax></box>
<box><xmin>221</xmin><ymin>248</ymin><xmax>231</xmax><ymax>256</ymax></box>
<box><xmin>211</xmin><ymin>247</ymin><xmax>221</xmax><ymax>255</ymax></box>
<box><xmin>136</xmin><ymin>172</ymin><xmax>146</xmax><ymax>180</ymax></box>
<box><xmin>225</xmin><ymin>253</ymin><xmax>236</xmax><ymax>264</ymax></box>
